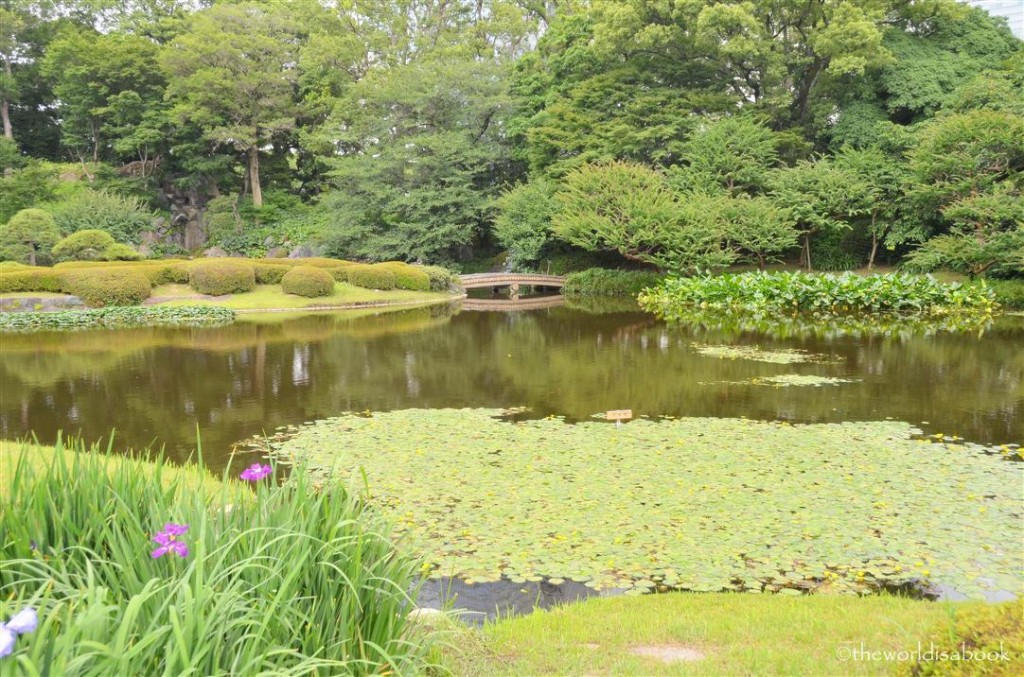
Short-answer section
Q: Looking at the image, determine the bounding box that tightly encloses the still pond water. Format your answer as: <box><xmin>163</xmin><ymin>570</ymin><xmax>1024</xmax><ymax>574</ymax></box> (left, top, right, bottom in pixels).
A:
<box><xmin>2</xmin><ymin>298</ymin><xmax>1021</xmax><ymax>470</ymax></box>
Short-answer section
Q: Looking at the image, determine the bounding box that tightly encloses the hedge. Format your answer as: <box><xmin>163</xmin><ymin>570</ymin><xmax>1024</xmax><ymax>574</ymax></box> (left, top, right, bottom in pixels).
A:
<box><xmin>102</xmin><ymin>243</ymin><xmax>143</xmax><ymax>261</ymax></box>
<box><xmin>189</xmin><ymin>260</ymin><xmax>256</xmax><ymax>295</ymax></box>
<box><xmin>281</xmin><ymin>266</ymin><xmax>335</xmax><ymax>297</ymax></box>
<box><xmin>346</xmin><ymin>264</ymin><xmax>396</xmax><ymax>290</ymax></box>
<box><xmin>62</xmin><ymin>269</ymin><xmax>151</xmax><ymax>307</ymax></box>
<box><xmin>374</xmin><ymin>262</ymin><xmax>431</xmax><ymax>291</ymax></box>
<box><xmin>252</xmin><ymin>262</ymin><xmax>289</xmax><ymax>284</ymax></box>
<box><xmin>0</xmin><ymin>268</ymin><xmax>65</xmax><ymax>293</ymax></box>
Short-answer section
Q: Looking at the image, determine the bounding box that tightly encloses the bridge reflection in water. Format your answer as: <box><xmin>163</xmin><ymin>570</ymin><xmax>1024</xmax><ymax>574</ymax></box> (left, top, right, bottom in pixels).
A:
<box><xmin>459</xmin><ymin>294</ymin><xmax>566</xmax><ymax>312</ymax></box>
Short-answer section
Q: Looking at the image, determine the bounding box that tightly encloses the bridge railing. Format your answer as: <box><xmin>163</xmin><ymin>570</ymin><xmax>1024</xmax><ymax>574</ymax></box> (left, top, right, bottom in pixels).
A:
<box><xmin>458</xmin><ymin>273</ymin><xmax>566</xmax><ymax>288</ymax></box>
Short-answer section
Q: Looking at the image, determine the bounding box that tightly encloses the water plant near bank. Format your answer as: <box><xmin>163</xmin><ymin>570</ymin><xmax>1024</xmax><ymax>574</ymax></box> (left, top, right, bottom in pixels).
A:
<box><xmin>0</xmin><ymin>305</ymin><xmax>235</xmax><ymax>332</ymax></box>
<box><xmin>264</xmin><ymin>408</ymin><xmax>1023</xmax><ymax>599</ymax></box>
<box><xmin>638</xmin><ymin>271</ymin><xmax>999</xmax><ymax>319</ymax></box>
<box><xmin>0</xmin><ymin>438</ymin><xmax>435</xmax><ymax>673</ymax></box>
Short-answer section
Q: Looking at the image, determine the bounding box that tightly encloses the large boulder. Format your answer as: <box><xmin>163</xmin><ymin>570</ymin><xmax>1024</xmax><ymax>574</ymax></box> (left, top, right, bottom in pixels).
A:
<box><xmin>288</xmin><ymin>244</ymin><xmax>318</xmax><ymax>259</ymax></box>
<box><xmin>202</xmin><ymin>246</ymin><xmax>229</xmax><ymax>258</ymax></box>
<box><xmin>265</xmin><ymin>246</ymin><xmax>290</xmax><ymax>258</ymax></box>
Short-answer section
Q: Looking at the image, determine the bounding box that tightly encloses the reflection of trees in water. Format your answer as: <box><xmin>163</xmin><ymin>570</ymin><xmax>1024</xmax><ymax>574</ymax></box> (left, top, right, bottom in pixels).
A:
<box><xmin>1</xmin><ymin>306</ymin><xmax>1020</xmax><ymax>465</ymax></box>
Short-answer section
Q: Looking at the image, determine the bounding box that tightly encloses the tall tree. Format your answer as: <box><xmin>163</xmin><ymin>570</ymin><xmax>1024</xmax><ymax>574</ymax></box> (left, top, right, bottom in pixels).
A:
<box><xmin>162</xmin><ymin>3</ymin><xmax>299</xmax><ymax>207</ymax></box>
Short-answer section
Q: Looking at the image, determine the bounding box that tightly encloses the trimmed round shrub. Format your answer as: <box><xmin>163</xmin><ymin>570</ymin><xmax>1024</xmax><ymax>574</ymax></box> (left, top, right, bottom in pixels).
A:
<box><xmin>189</xmin><ymin>260</ymin><xmax>256</xmax><ymax>295</ymax></box>
<box><xmin>419</xmin><ymin>265</ymin><xmax>458</xmax><ymax>292</ymax></box>
<box><xmin>374</xmin><ymin>262</ymin><xmax>430</xmax><ymax>291</ymax></box>
<box><xmin>1</xmin><ymin>208</ymin><xmax>60</xmax><ymax>266</ymax></box>
<box><xmin>101</xmin><ymin>243</ymin><xmax>143</xmax><ymax>261</ymax></box>
<box><xmin>52</xmin><ymin>230</ymin><xmax>117</xmax><ymax>261</ymax></box>
<box><xmin>346</xmin><ymin>264</ymin><xmax>396</xmax><ymax>290</ymax></box>
<box><xmin>281</xmin><ymin>266</ymin><xmax>335</xmax><ymax>298</ymax></box>
<box><xmin>252</xmin><ymin>262</ymin><xmax>289</xmax><ymax>284</ymax></box>
<box><xmin>63</xmin><ymin>269</ymin><xmax>151</xmax><ymax>307</ymax></box>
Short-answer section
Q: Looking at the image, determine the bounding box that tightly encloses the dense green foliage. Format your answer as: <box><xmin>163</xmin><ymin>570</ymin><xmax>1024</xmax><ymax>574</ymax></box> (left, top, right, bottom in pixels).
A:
<box><xmin>188</xmin><ymin>260</ymin><xmax>256</xmax><ymax>296</ymax></box>
<box><xmin>562</xmin><ymin>268</ymin><xmax>663</xmax><ymax>296</ymax></box>
<box><xmin>0</xmin><ymin>440</ymin><xmax>433</xmax><ymax>672</ymax></box>
<box><xmin>62</xmin><ymin>267</ymin><xmax>151</xmax><ymax>306</ymax></box>
<box><xmin>280</xmin><ymin>265</ymin><xmax>334</xmax><ymax>298</ymax></box>
<box><xmin>0</xmin><ymin>0</ymin><xmax>1019</xmax><ymax>278</ymax></box>
<box><xmin>638</xmin><ymin>272</ymin><xmax>998</xmax><ymax>317</ymax></box>
<box><xmin>52</xmin><ymin>229</ymin><xmax>117</xmax><ymax>261</ymax></box>
<box><xmin>0</xmin><ymin>305</ymin><xmax>235</xmax><ymax>332</ymax></box>
<box><xmin>0</xmin><ymin>208</ymin><xmax>60</xmax><ymax>265</ymax></box>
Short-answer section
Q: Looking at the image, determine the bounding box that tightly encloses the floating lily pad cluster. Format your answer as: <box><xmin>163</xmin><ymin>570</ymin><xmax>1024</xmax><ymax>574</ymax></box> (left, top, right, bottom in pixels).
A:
<box><xmin>263</xmin><ymin>409</ymin><xmax>1023</xmax><ymax>598</ymax></box>
<box><xmin>700</xmin><ymin>374</ymin><xmax>860</xmax><ymax>387</ymax></box>
<box><xmin>692</xmin><ymin>343</ymin><xmax>835</xmax><ymax>364</ymax></box>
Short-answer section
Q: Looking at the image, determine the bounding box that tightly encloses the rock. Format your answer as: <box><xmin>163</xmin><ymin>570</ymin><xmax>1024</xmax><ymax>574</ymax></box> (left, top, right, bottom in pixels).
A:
<box><xmin>139</xmin><ymin>231</ymin><xmax>161</xmax><ymax>245</ymax></box>
<box><xmin>265</xmin><ymin>247</ymin><xmax>290</xmax><ymax>258</ymax></box>
<box><xmin>137</xmin><ymin>243</ymin><xmax>154</xmax><ymax>258</ymax></box>
<box><xmin>202</xmin><ymin>246</ymin><xmax>229</xmax><ymax>258</ymax></box>
<box><xmin>288</xmin><ymin>244</ymin><xmax>317</xmax><ymax>259</ymax></box>
<box><xmin>264</xmin><ymin>236</ymin><xmax>276</xmax><ymax>247</ymax></box>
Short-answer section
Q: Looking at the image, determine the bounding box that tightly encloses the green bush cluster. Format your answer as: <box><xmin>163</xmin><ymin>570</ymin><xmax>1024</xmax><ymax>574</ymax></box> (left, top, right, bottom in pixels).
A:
<box><xmin>188</xmin><ymin>260</ymin><xmax>256</xmax><ymax>295</ymax></box>
<box><xmin>0</xmin><ymin>305</ymin><xmax>235</xmax><ymax>332</ymax></box>
<box><xmin>281</xmin><ymin>266</ymin><xmax>335</xmax><ymax>297</ymax></box>
<box><xmin>0</xmin><ymin>440</ymin><xmax>430</xmax><ymax>673</ymax></box>
<box><xmin>345</xmin><ymin>264</ymin><xmax>396</xmax><ymax>290</ymax></box>
<box><xmin>985</xmin><ymin>279</ymin><xmax>1024</xmax><ymax>310</ymax></box>
<box><xmin>419</xmin><ymin>265</ymin><xmax>459</xmax><ymax>292</ymax></box>
<box><xmin>45</xmin><ymin>189</ymin><xmax>155</xmax><ymax>243</ymax></box>
<box><xmin>0</xmin><ymin>267</ymin><xmax>65</xmax><ymax>293</ymax></box>
<box><xmin>62</xmin><ymin>269</ymin><xmax>151</xmax><ymax>307</ymax></box>
<box><xmin>51</xmin><ymin>229</ymin><xmax>140</xmax><ymax>262</ymax></box>
<box><xmin>374</xmin><ymin>262</ymin><xmax>431</xmax><ymax>291</ymax></box>
<box><xmin>638</xmin><ymin>271</ymin><xmax>999</xmax><ymax>318</ymax></box>
<box><xmin>563</xmin><ymin>268</ymin><xmax>664</xmax><ymax>296</ymax></box>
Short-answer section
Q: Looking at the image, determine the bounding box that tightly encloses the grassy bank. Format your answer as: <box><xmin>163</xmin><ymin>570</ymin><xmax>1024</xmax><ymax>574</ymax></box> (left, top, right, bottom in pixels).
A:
<box><xmin>149</xmin><ymin>282</ymin><xmax>453</xmax><ymax>311</ymax></box>
<box><xmin>444</xmin><ymin>593</ymin><xmax>1021</xmax><ymax>676</ymax></box>
<box><xmin>0</xmin><ymin>438</ymin><xmax>437</xmax><ymax>674</ymax></box>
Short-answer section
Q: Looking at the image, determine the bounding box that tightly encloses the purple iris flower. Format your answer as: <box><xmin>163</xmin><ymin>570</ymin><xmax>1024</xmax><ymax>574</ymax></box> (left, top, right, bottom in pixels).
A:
<box><xmin>239</xmin><ymin>463</ymin><xmax>272</xmax><ymax>482</ymax></box>
<box><xmin>0</xmin><ymin>608</ymin><xmax>38</xmax><ymax>659</ymax></box>
<box><xmin>151</xmin><ymin>523</ymin><xmax>190</xmax><ymax>559</ymax></box>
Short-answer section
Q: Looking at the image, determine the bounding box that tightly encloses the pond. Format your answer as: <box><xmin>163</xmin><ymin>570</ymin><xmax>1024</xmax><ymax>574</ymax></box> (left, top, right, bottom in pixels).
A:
<box><xmin>2</xmin><ymin>299</ymin><xmax>1022</xmax><ymax>616</ymax></box>
<box><xmin>3</xmin><ymin>300</ymin><xmax>1021</xmax><ymax>470</ymax></box>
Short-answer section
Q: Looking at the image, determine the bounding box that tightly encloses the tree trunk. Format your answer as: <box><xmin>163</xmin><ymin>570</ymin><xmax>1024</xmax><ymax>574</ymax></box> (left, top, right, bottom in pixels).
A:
<box><xmin>803</xmin><ymin>233</ymin><xmax>813</xmax><ymax>271</ymax></box>
<box><xmin>28</xmin><ymin>246</ymin><xmax>36</xmax><ymax>267</ymax></box>
<box><xmin>867</xmin><ymin>212</ymin><xmax>879</xmax><ymax>270</ymax></box>
<box><xmin>2</xmin><ymin>60</ymin><xmax>13</xmax><ymax>140</ymax></box>
<box><xmin>247</xmin><ymin>145</ymin><xmax>263</xmax><ymax>208</ymax></box>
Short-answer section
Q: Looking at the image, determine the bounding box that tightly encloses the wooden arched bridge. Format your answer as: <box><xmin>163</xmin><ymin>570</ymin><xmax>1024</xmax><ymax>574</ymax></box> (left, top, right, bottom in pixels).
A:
<box><xmin>458</xmin><ymin>273</ymin><xmax>566</xmax><ymax>292</ymax></box>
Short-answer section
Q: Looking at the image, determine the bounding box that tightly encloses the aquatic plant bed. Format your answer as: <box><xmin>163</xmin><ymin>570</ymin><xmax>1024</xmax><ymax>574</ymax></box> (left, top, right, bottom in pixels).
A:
<box><xmin>265</xmin><ymin>409</ymin><xmax>1023</xmax><ymax>598</ymax></box>
<box><xmin>0</xmin><ymin>305</ymin><xmax>235</xmax><ymax>332</ymax></box>
<box><xmin>639</xmin><ymin>271</ymin><xmax>998</xmax><ymax>318</ymax></box>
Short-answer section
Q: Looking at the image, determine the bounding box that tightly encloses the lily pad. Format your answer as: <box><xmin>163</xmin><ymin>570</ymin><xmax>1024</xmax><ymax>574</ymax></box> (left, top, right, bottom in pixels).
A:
<box><xmin>263</xmin><ymin>409</ymin><xmax>1024</xmax><ymax>598</ymax></box>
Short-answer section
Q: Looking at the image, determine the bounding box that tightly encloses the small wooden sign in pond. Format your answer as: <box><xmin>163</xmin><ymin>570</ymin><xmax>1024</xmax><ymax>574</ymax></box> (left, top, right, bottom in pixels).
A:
<box><xmin>605</xmin><ymin>409</ymin><xmax>633</xmax><ymax>422</ymax></box>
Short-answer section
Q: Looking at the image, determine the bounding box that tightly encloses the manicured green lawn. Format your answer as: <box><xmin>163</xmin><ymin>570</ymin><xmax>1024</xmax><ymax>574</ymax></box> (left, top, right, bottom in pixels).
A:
<box><xmin>444</xmin><ymin>593</ymin><xmax>1010</xmax><ymax>676</ymax></box>
<box><xmin>150</xmin><ymin>282</ymin><xmax>453</xmax><ymax>310</ymax></box>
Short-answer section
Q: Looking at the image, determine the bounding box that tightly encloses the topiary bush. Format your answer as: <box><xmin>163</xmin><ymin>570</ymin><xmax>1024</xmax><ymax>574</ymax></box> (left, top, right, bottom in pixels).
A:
<box><xmin>252</xmin><ymin>262</ymin><xmax>289</xmax><ymax>284</ymax></box>
<box><xmin>188</xmin><ymin>260</ymin><xmax>256</xmax><ymax>295</ymax></box>
<box><xmin>419</xmin><ymin>265</ymin><xmax>458</xmax><ymax>292</ymax></box>
<box><xmin>281</xmin><ymin>266</ymin><xmax>335</xmax><ymax>298</ymax></box>
<box><xmin>374</xmin><ymin>262</ymin><xmax>431</xmax><ymax>291</ymax></box>
<box><xmin>62</xmin><ymin>269</ymin><xmax>151</xmax><ymax>307</ymax></box>
<box><xmin>346</xmin><ymin>264</ymin><xmax>396</xmax><ymax>290</ymax></box>
<box><xmin>52</xmin><ymin>230</ymin><xmax>117</xmax><ymax>261</ymax></box>
<box><xmin>0</xmin><ymin>209</ymin><xmax>60</xmax><ymax>266</ymax></box>
<box><xmin>101</xmin><ymin>243</ymin><xmax>143</xmax><ymax>261</ymax></box>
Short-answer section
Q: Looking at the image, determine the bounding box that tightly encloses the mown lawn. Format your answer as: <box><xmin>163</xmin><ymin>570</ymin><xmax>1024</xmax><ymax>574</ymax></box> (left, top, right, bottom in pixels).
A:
<box><xmin>443</xmin><ymin>592</ymin><xmax>1018</xmax><ymax>676</ymax></box>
